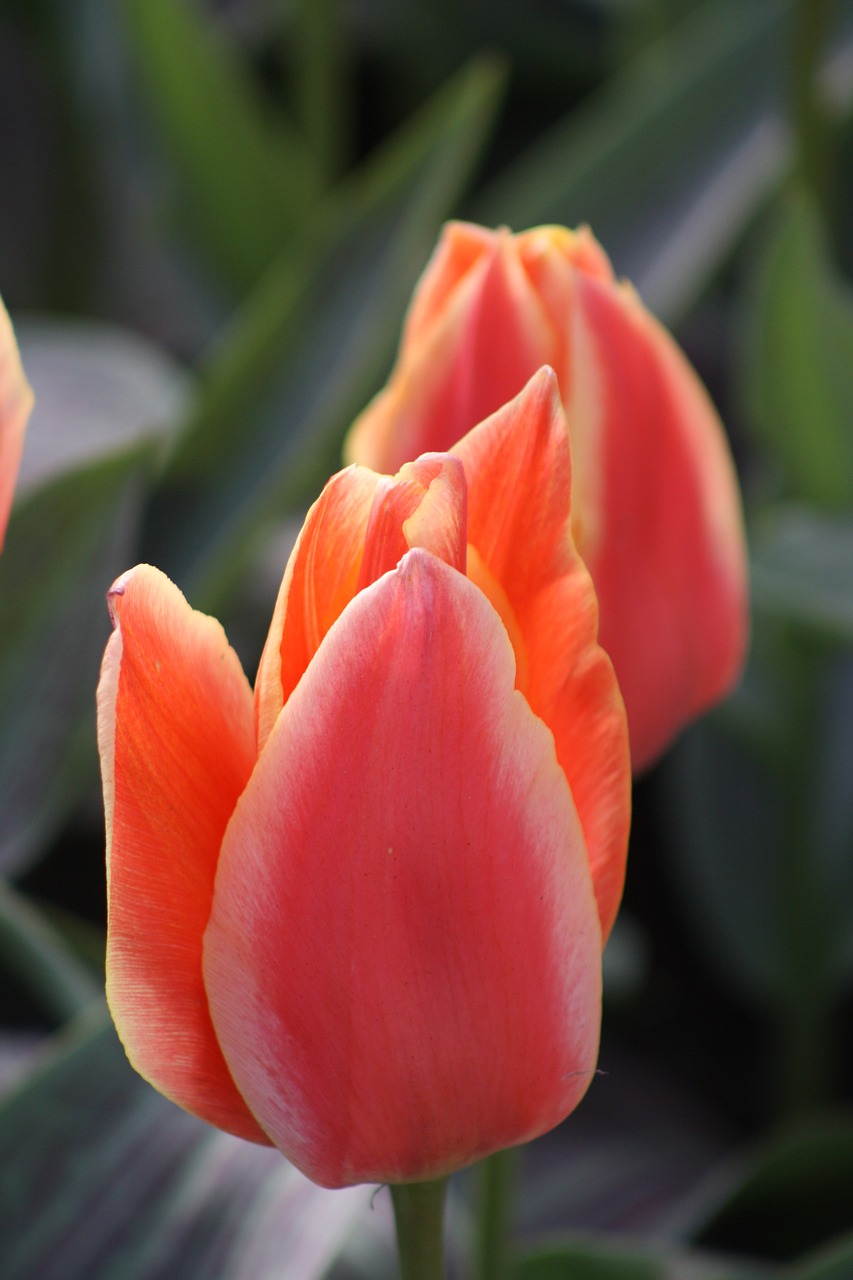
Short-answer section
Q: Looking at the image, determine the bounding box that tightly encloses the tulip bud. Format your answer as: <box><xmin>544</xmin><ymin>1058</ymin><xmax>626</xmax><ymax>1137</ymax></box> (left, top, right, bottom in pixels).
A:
<box><xmin>345</xmin><ymin>223</ymin><xmax>748</xmax><ymax>769</ymax></box>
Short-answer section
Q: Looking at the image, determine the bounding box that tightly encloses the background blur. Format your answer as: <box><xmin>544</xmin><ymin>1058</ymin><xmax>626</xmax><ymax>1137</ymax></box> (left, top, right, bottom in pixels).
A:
<box><xmin>2</xmin><ymin>1</ymin><xmax>853</xmax><ymax>1276</ymax></box>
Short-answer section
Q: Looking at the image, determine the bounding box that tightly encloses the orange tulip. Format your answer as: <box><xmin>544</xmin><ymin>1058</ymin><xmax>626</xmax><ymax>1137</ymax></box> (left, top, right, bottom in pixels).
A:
<box><xmin>98</xmin><ymin>370</ymin><xmax>630</xmax><ymax>1189</ymax></box>
<box><xmin>345</xmin><ymin>223</ymin><xmax>748</xmax><ymax>770</ymax></box>
<box><xmin>0</xmin><ymin>296</ymin><xmax>33</xmax><ymax>551</ymax></box>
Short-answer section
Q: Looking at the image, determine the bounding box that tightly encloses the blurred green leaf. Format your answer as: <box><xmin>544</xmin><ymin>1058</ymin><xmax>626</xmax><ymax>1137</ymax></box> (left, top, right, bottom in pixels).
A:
<box><xmin>475</xmin><ymin>0</ymin><xmax>799</xmax><ymax>322</ymax></box>
<box><xmin>0</xmin><ymin>1011</ymin><xmax>371</xmax><ymax>1280</ymax></box>
<box><xmin>513</xmin><ymin>1238</ymin><xmax>767</xmax><ymax>1279</ymax></box>
<box><xmin>0</xmin><ymin>318</ymin><xmax>188</xmax><ymax>875</ymax></box>
<box><xmin>147</xmin><ymin>55</ymin><xmax>505</xmax><ymax>612</ymax></box>
<box><xmin>0</xmin><ymin>883</ymin><xmax>99</xmax><ymax>1024</ymax></box>
<box><xmin>751</xmin><ymin>507</ymin><xmax>853</xmax><ymax>643</ymax></box>
<box><xmin>691</xmin><ymin>1116</ymin><xmax>853</xmax><ymax>1263</ymax></box>
<box><xmin>662</xmin><ymin>606</ymin><xmax>853</xmax><ymax>1110</ymax></box>
<box><xmin>743</xmin><ymin>190</ymin><xmax>853</xmax><ymax>509</ymax></box>
<box><xmin>661</xmin><ymin>699</ymin><xmax>793</xmax><ymax>1006</ymax></box>
<box><xmin>792</xmin><ymin>1232</ymin><xmax>853</xmax><ymax>1280</ymax></box>
<box><xmin>514</xmin><ymin>1241</ymin><xmax>661</xmax><ymax>1280</ymax></box>
<box><xmin>292</xmin><ymin>0</ymin><xmax>351</xmax><ymax>185</ymax></box>
<box><xmin>0</xmin><ymin>441</ymin><xmax>157</xmax><ymax>875</ymax></box>
<box><xmin>122</xmin><ymin>0</ymin><xmax>320</xmax><ymax>293</ymax></box>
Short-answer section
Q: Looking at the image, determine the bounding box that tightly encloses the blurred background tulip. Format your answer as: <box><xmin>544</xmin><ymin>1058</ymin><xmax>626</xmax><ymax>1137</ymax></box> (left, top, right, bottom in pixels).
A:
<box><xmin>0</xmin><ymin>298</ymin><xmax>32</xmax><ymax>551</ymax></box>
<box><xmin>345</xmin><ymin>221</ymin><xmax>749</xmax><ymax>769</ymax></box>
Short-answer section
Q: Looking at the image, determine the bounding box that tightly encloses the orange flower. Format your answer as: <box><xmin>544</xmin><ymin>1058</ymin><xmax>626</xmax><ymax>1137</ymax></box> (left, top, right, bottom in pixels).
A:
<box><xmin>0</xmin><ymin>297</ymin><xmax>33</xmax><ymax>551</ymax></box>
<box><xmin>98</xmin><ymin>370</ymin><xmax>630</xmax><ymax>1189</ymax></box>
<box><xmin>345</xmin><ymin>223</ymin><xmax>749</xmax><ymax>770</ymax></box>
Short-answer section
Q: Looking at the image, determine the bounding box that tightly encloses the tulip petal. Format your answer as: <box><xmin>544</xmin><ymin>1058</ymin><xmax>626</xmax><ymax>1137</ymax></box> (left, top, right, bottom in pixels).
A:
<box><xmin>453</xmin><ymin>369</ymin><xmax>630</xmax><ymax>940</ymax></box>
<box><xmin>344</xmin><ymin>228</ymin><xmax>557</xmax><ymax>473</ymax></box>
<box><xmin>205</xmin><ymin>550</ymin><xmax>602</xmax><ymax>1188</ymax></box>
<box><xmin>403</xmin><ymin>221</ymin><xmax>500</xmax><ymax>343</ymax></box>
<box><xmin>98</xmin><ymin>565</ymin><xmax>268</xmax><ymax>1143</ymax></box>
<box><xmin>0</xmin><ymin>299</ymin><xmax>33</xmax><ymax>550</ymax></box>
<box><xmin>569</xmin><ymin>273</ymin><xmax>749</xmax><ymax>769</ymax></box>
<box><xmin>357</xmin><ymin>452</ymin><xmax>467</xmax><ymax>588</ymax></box>
<box><xmin>254</xmin><ymin>465</ymin><xmax>379</xmax><ymax>751</ymax></box>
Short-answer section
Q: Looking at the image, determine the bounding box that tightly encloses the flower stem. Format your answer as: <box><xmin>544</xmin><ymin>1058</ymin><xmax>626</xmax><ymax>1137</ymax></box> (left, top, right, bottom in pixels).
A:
<box><xmin>474</xmin><ymin>1148</ymin><xmax>517</xmax><ymax>1280</ymax></box>
<box><xmin>790</xmin><ymin>0</ymin><xmax>833</xmax><ymax>213</ymax></box>
<box><xmin>390</xmin><ymin>1179</ymin><xmax>448</xmax><ymax>1280</ymax></box>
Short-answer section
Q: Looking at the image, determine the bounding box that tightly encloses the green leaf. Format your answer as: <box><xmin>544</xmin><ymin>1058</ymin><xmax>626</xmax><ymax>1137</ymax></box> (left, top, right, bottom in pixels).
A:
<box><xmin>513</xmin><ymin>1238</ymin><xmax>766</xmax><ymax>1279</ymax></box>
<box><xmin>0</xmin><ymin>1011</ymin><xmax>371</xmax><ymax>1280</ymax></box>
<box><xmin>514</xmin><ymin>1241</ymin><xmax>661</xmax><ymax>1280</ymax></box>
<box><xmin>750</xmin><ymin>507</ymin><xmax>853</xmax><ymax>643</ymax></box>
<box><xmin>474</xmin><ymin>0</ymin><xmax>798</xmax><ymax>322</ymax></box>
<box><xmin>0</xmin><ymin>883</ymin><xmax>99</xmax><ymax>1024</ymax></box>
<box><xmin>0</xmin><ymin>320</ymin><xmax>188</xmax><ymax>875</ymax></box>
<box><xmin>742</xmin><ymin>190</ymin><xmax>853</xmax><ymax>509</ymax></box>
<box><xmin>146</xmin><ymin>55</ymin><xmax>505</xmax><ymax>613</ymax></box>
<box><xmin>0</xmin><ymin>441</ymin><xmax>157</xmax><ymax>875</ymax></box>
<box><xmin>792</xmin><ymin>1232</ymin><xmax>853</xmax><ymax>1280</ymax></box>
<box><xmin>122</xmin><ymin>0</ymin><xmax>320</xmax><ymax>292</ymax></box>
<box><xmin>660</xmin><ymin>697</ymin><xmax>794</xmax><ymax>1006</ymax></box>
<box><xmin>692</xmin><ymin>1116</ymin><xmax>853</xmax><ymax>1263</ymax></box>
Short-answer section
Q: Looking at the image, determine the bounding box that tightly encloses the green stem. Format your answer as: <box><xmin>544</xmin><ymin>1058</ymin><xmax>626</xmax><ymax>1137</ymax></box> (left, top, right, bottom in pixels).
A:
<box><xmin>293</xmin><ymin>0</ymin><xmax>349</xmax><ymax>186</ymax></box>
<box><xmin>475</xmin><ymin>1148</ymin><xmax>517</xmax><ymax>1280</ymax></box>
<box><xmin>390</xmin><ymin>1179</ymin><xmax>448</xmax><ymax>1280</ymax></box>
<box><xmin>790</xmin><ymin>0</ymin><xmax>833</xmax><ymax>213</ymax></box>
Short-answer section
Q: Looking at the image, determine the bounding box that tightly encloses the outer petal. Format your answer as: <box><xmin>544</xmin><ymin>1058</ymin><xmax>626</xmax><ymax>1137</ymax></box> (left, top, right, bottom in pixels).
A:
<box><xmin>453</xmin><ymin>369</ymin><xmax>630</xmax><ymax>940</ymax></box>
<box><xmin>567</xmin><ymin>273</ymin><xmax>749</xmax><ymax>769</ymax></box>
<box><xmin>343</xmin><ymin>228</ymin><xmax>557</xmax><ymax>473</ymax></box>
<box><xmin>98</xmin><ymin>565</ymin><xmax>269</xmax><ymax>1143</ymax></box>
<box><xmin>205</xmin><ymin>550</ymin><xmax>602</xmax><ymax>1189</ymax></box>
<box><xmin>254</xmin><ymin>465</ymin><xmax>380</xmax><ymax>751</ymax></box>
<box><xmin>0</xmin><ymin>298</ymin><xmax>33</xmax><ymax>550</ymax></box>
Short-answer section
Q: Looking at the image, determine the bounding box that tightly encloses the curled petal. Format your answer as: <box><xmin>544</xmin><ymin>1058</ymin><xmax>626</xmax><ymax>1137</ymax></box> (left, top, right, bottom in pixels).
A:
<box><xmin>98</xmin><ymin>565</ymin><xmax>268</xmax><ymax>1143</ymax></box>
<box><xmin>568</xmin><ymin>273</ymin><xmax>749</xmax><ymax>769</ymax></box>
<box><xmin>357</xmin><ymin>452</ymin><xmax>467</xmax><ymax>589</ymax></box>
<box><xmin>0</xmin><ymin>299</ymin><xmax>33</xmax><ymax>550</ymax></box>
<box><xmin>205</xmin><ymin>551</ymin><xmax>602</xmax><ymax>1188</ymax></box>
<box><xmin>454</xmin><ymin>369</ymin><xmax>630</xmax><ymax>939</ymax></box>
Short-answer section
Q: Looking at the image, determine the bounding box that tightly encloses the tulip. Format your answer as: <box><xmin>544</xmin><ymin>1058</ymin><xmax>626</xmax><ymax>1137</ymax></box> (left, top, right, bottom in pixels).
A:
<box><xmin>345</xmin><ymin>222</ymin><xmax>748</xmax><ymax>770</ymax></box>
<box><xmin>98</xmin><ymin>369</ymin><xmax>630</xmax><ymax>1190</ymax></box>
<box><xmin>0</xmin><ymin>296</ymin><xmax>33</xmax><ymax>551</ymax></box>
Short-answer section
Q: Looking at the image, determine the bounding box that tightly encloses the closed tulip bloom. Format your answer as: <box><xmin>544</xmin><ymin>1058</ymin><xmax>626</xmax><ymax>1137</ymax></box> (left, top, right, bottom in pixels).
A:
<box><xmin>345</xmin><ymin>223</ymin><xmax>748</xmax><ymax>770</ymax></box>
<box><xmin>0</xmin><ymin>297</ymin><xmax>33</xmax><ymax>551</ymax></box>
<box><xmin>98</xmin><ymin>370</ymin><xmax>630</xmax><ymax>1190</ymax></box>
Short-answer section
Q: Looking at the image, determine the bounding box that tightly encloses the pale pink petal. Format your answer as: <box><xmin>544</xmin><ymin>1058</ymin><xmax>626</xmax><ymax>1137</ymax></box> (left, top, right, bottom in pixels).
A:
<box><xmin>205</xmin><ymin>551</ymin><xmax>602</xmax><ymax>1188</ymax></box>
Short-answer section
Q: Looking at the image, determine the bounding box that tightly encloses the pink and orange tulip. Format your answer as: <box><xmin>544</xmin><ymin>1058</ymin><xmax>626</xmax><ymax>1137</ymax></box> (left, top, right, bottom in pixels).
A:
<box><xmin>98</xmin><ymin>370</ymin><xmax>630</xmax><ymax>1189</ymax></box>
<box><xmin>345</xmin><ymin>222</ymin><xmax>749</xmax><ymax>770</ymax></box>
<box><xmin>0</xmin><ymin>296</ymin><xmax>32</xmax><ymax>551</ymax></box>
